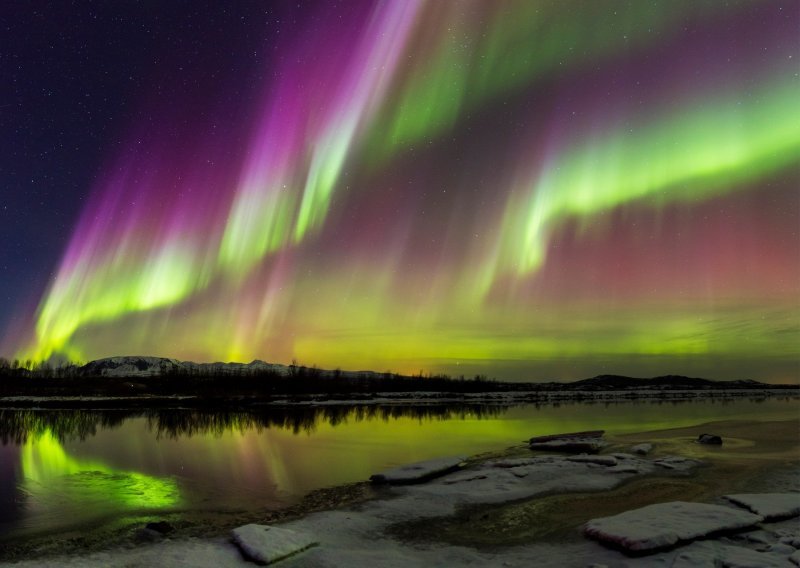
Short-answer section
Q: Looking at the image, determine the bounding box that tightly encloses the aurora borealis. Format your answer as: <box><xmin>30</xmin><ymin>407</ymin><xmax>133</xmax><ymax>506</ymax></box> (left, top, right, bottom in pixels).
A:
<box><xmin>2</xmin><ymin>1</ymin><xmax>798</xmax><ymax>381</ymax></box>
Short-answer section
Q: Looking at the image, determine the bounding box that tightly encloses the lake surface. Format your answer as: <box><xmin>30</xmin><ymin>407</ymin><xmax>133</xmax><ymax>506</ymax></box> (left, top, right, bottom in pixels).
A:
<box><xmin>0</xmin><ymin>396</ymin><xmax>797</xmax><ymax>541</ymax></box>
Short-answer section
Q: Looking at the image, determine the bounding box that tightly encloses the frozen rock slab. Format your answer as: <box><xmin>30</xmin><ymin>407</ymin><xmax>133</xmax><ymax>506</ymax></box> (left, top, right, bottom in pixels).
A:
<box><xmin>529</xmin><ymin>430</ymin><xmax>604</xmax><ymax>443</ymax></box>
<box><xmin>671</xmin><ymin>541</ymin><xmax>792</xmax><ymax>568</ymax></box>
<box><xmin>584</xmin><ymin>501</ymin><xmax>763</xmax><ymax>552</ymax></box>
<box><xmin>566</xmin><ymin>455</ymin><xmax>618</xmax><ymax>466</ymax></box>
<box><xmin>725</xmin><ymin>493</ymin><xmax>800</xmax><ymax>520</ymax></box>
<box><xmin>370</xmin><ymin>456</ymin><xmax>465</xmax><ymax>484</ymax></box>
<box><xmin>607</xmin><ymin>465</ymin><xmax>642</xmax><ymax>474</ymax></box>
<box><xmin>231</xmin><ymin>524</ymin><xmax>316</xmax><ymax>565</ymax></box>
<box><xmin>653</xmin><ymin>456</ymin><xmax>698</xmax><ymax>470</ymax></box>
<box><xmin>530</xmin><ymin>438</ymin><xmax>608</xmax><ymax>453</ymax></box>
<box><xmin>529</xmin><ymin>430</ymin><xmax>607</xmax><ymax>453</ymax></box>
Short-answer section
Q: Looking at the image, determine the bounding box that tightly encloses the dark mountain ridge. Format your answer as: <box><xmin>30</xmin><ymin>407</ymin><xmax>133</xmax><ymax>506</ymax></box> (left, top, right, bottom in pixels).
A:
<box><xmin>570</xmin><ymin>374</ymin><xmax>766</xmax><ymax>389</ymax></box>
<box><xmin>1</xmin><ymin>356</ymin><xmax>794</xmax><ymax>393</ymax></box>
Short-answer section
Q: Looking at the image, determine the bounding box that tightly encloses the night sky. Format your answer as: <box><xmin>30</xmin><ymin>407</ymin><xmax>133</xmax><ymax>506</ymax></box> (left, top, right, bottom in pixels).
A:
<box><xmin>1</xmin><ymin>1</ymin><xmax>798</xmax><ymax>381</ymax></box>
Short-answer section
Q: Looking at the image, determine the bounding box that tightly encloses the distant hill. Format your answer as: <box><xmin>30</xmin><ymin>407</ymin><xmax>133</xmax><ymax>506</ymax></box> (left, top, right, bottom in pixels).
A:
<box><xmin>570</xmin><ymin>374</ymin><xmax>768</xmax><ymax>390</ymax></box>
<box><xmin>78</xmin><ymin>355</ymin><xmax>392</xmax><ymax>380</ymax></box>
<box><xmin>80</xmin><ymin>356</ymin><xmax>291</xmax><ymax>378</ymax></box>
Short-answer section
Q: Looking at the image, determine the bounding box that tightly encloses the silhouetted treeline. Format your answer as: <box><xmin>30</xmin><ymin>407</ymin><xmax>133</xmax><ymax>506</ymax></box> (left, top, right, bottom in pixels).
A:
<box><xmin>0</xmin><ymin>357</ymin><xmax>82</xmax><ymax>378</ymax></box>
<box><xmin>159</xmin><ymin>364</ymin><xmax>501</xmax><ymax>395</ymax></box>
<box><xmin>0</xmin><ymin>357</ymin><xmax>796</xmax><ymax>401</ymax></box>
<box><xmin>0</xmin><ymin>356</ymin><xmax>507</xmax><ymax>398</ymax></box>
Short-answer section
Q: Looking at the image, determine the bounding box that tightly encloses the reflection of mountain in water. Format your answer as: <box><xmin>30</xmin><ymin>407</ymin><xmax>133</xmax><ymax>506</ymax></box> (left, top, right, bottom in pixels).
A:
<box><xmin>0</xmin><ymin>404</ymin><xmax>512</xmax><ymax>444</ymax></box>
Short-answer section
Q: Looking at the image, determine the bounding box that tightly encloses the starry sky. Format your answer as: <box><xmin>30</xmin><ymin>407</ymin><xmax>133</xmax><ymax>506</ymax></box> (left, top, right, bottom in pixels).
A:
<box><xmin>1</xmin><ymin>1</ymin><xmax>798</xmax><ymax>382</ymax></box>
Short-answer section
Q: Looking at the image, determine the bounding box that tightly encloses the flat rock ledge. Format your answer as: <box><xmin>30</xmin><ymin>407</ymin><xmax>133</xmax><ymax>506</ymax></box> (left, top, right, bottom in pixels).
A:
<box><xmin>370</xmin><ymin>456</ymin><xmax>465</xmax><ymax>484</ymax></box>
<box><xmin>584</xmin><ymin>501</ymin><xmax>763</xmax><ymax>552</ymax></box>
<box><xmin>725</xmin><ymin>493</ymin><xmax>800</xmax><ymax>520</ymax></box>
<box><xmin>231</xmin><ymin>524</ymin><xmax>316</xmax><ymax>565</ymax></box>
<box><xmin>565</xmin><ymin>455</ymin><xmax>618</xmax><ymax>467</ymax></box>
<box><xmin>528</xmin><ymin>430</ymin><xmax>605</xmax><ymax>443</ymax></box>
<box><xmin>672</xmin><ymin>540</ymin><xmax>795</xmax><ymax>568</ymax></box>
<box><xmin>529</xmin><ymin>430</ymin><xmax>608</xmax><ymax>454</ymax></box>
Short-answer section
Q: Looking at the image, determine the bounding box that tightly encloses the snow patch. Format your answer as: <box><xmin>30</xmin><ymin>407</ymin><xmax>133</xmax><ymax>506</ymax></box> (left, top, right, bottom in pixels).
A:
<box><xmin>584</xmin><ymin>501</ymin><xmax>763</xmax><ymax>551</ymax></box>
<box><xmin>529</xmin><ymin>438</ymin><xmax>608</xmax><ymax>453</ymax></box>
<box><xmin>369</xmin><ymin>456</ymin><xmax>465</xmax><ymax>484</ymax></box>
<box><xmin>230</xmin><ymin>524</ymin><xmax>316</xmax><ymax>564</ymax></box>
<box><xmin>725</xmin><ymin>493</ymin><xmax>800</xmax><ymax>520</ymax></box>
<box><xmin>565</xmin><ymin>455</ymin><xmax>618</xmax><ymax>467</ymax></box>
<box><xmin>671</xmin><ymin>540</ymin><xmax>792</xmax><ymax>568</ymax></box>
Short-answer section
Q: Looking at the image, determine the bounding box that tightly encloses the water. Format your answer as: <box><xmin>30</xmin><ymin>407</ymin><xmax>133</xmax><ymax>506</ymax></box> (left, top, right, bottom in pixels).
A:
<box><xmin>0</xmin><ymin>396</ymin><xmax>796</xmax><ymax>541</ymax></box>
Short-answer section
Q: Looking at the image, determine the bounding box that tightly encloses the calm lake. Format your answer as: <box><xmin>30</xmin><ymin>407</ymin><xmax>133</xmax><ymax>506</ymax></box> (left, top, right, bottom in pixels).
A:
<box><xmin>0</xmin><ymin>396</ymin><xmax>797</xmax><ymax>542</ymax></box>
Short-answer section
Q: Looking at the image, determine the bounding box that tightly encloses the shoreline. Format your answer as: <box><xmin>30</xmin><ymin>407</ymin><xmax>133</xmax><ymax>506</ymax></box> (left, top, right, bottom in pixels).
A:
<box><xmin>1</xmin><ymin>388</ymin><xmax>797</xmax><ymax>410</ymax></box>
<box><xmin>2</xmin><ymin>417</ymin><xmax>798</xmax><ymax>566</ymax></box>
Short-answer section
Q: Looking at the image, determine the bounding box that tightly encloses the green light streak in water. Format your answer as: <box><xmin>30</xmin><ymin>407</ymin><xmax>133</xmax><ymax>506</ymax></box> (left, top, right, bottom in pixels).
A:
<box><xmin>490</xmin><ymin>77</ymin><xmax>800</xmax><ymax>285</ymax></box>
<box><xmin>21</xmin><ymin>430</ymin><xmax>180</xmax><ymax>509</ymax></box>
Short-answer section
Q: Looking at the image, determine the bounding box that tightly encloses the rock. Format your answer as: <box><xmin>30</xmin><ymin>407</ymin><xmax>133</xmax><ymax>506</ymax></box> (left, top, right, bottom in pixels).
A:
<box><xmin>565</xmin><ymin>455</ymin><xmax>618</xmax><ymax>467</ymax></box>
<box><xmin>606</xmin><ymin>465</ymin><xmax>642</xmax><ymax>474</ymax></box>
<box><xmin>724</xmin><ymin>493</ymin><xmax>800</xmax><ymax>521</ymax></box>
<box><xmin>529</xmin><ymin>430</ymin><xmax>605</xmax><ymax>444</ymax></box>
<box><xmin>583</xmin><ymin>501</ymin><xmax>763</xmax><ymax>552</ymax></box>
<box><xmin>529</xmin><ymin>439</ymin><xmax>607</xmax><ymax>453</ymax></box>
<box><xmin>671</xmin><ymin>541</ymin><xmax>791</xmax><ymax>568</ymax></box>
<box><xmin>653</xmin><ymin>456</ymin><xmax>697</xmax><ymax>470</ymax></box>
<box><xmin>132</xmin><ymin>528</ymin><xmax>164</xmax><ymax>543</ymax></box>
<box><xmin>739</xmin><ymin>530</ymin><xmax>774</xmax><ymax>545</ymax></box>
<box><xmin>529</xmin><ymin>430</ymin><xmax>607</xmax><ymax>453</ymax></box>
<box><xmin>441</xmin><ymin>473</ymin><xmax>488</xmax><ymax>485</ymax></box>
<box><xmin>370</xmin><ymin>456</ymin><xmax>465</xmax><ymax>484</ymax></box>
<box><xmin>631</xmin><ymin>443</ymin><xmax>653</xmax><ymax>455</ymax></box>
<box><xmin>610</xmin><ymin>453</ymin><xmax>636</xmax><ymax>460</ymax></box>
<box><xmin>791</xmin><ymin>549</ymin><xmax>800</xmax><ymax>566</ymax></box>
<box><xmin>145</xmin><ymin>521</ymin><xmax>174</xmax><ymax>534</ymax></box>
<box><xmin>780</xmin><ymin>536</ymin><xmax>800</xmax><ymax>548</ymax></box>
<box><xmin>697</xmin><ymin>433</ymin><xmax>723</xmax><ymax>445</ymax></box>
<box><xmin>231</xmin><ymin>524</ymin><xmax>316</xmax><ymax>564</ymax></box>
<box><xmin>767</xmin><ymin>542</ymin><xmax>796</xmax><ymax>555</ymax></box>
<box><xmin>488</xmin><ymin>457</ymin><xmax>548</xmax><ymax>468</ymax></box>
<box><xmin>530</xmin><ymin>438</ymin><xmax>608</xmax><ymax>454</ymax></box>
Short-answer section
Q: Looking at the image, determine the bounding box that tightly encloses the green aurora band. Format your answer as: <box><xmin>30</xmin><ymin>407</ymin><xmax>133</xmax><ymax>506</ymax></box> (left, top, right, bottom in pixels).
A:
<box><xmin>490</xmin><ymin>78</ymin><xmax>800</xmax><ymax>285</ymax></box>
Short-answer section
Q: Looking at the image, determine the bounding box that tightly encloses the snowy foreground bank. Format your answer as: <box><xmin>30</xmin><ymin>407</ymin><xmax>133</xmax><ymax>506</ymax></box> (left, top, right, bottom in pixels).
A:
<box><xmin>3</xmin><ymin>435</ymin><xmax>799</xmax><ymax>567</ymax></box>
